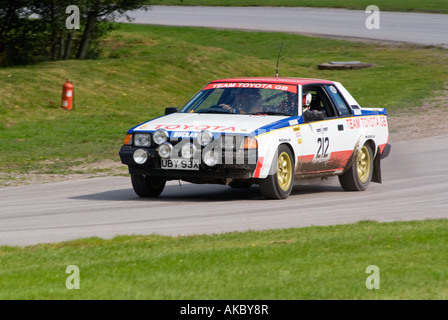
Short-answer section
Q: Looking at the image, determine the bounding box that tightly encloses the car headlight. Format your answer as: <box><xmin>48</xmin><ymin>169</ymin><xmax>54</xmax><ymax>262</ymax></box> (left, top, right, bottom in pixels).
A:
<box><xmin>181</xmin><ymin>143</ymin><xmax>197</xmax><ymax>159</ymax></box>
<box><xmin>153</xmin><ymin>129</ymin><xmax>169</xmax><ymax>145</ymax></box>
<box><xmin>158</xmin><ymin>143</ymin><xmax>173</xmax><ymax>159</ymax></box>
<box><xmin>202</xmin><ymin>149</ymin><xmax>220</xmax><ymax>166</ymax></box>
<box><xmin>133</xmin><ymin>149</ymin><xmax>148</xmax><ymax>164</ymax></box>
<box><xmin>197</xmin><ymin>130</ymin><xmax>214</xmax><ymax>146</ymax></box>
<box><xmin>134</xmin><ymin>133</ymin><xmax>152</xmax><ymax>147</ymax></box>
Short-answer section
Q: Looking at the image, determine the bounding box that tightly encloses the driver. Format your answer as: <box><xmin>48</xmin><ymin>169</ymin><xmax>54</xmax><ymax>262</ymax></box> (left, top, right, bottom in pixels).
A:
<box><xmin>219</xmin><ymin>89</ymin><xmax>261</xmax><ymax>114</ymax></box>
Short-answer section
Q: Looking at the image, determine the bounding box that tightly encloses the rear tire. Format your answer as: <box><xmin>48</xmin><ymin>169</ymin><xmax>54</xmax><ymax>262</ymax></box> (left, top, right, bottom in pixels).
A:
<box><xmin>131</xmin><ymin>174</ymin><xmax>166</xmax><ymax>197</ymax></box>
<box><xmin>338</xmin><ymin>144</ymin><xmax>373</xmax><ymax>191</ymax></box>
<box><xmin>259</xmin><ymin>145</ymin><xmax>294</xmax><ymax>199</ymax></box>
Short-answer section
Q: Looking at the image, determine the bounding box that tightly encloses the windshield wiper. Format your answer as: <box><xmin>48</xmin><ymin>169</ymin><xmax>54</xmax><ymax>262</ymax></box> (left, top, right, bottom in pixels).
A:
<box><xmin>257</xmin><ymin>111</ymin><xmax>290</xmax><ymax>116</ymax></box>
<box><xmin>196</xmin><ymin>109</ymin><xmax>233</xmax><ymax>114</ymax></box>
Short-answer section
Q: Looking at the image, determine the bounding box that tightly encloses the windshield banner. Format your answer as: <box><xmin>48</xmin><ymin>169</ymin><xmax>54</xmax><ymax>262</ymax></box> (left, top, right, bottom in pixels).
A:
<box><xmin>203</xmin><ymin>82</ymin><xmax>297</xmax><ymax>93</ymax></box>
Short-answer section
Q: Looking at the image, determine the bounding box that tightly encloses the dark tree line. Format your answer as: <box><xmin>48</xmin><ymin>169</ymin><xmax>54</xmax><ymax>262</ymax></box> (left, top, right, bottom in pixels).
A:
<box><xmin>0</xmin><ymin>0</ymin><xmax>148</xmax><ymax>66</ymax></box>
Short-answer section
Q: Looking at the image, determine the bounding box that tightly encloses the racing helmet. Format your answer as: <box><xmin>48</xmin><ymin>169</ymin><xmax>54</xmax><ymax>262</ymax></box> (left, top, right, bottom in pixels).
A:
<box><xmin>303</xmin><ymin>91</ymin><xmax>312</xmax><ymax>107</ymax></box>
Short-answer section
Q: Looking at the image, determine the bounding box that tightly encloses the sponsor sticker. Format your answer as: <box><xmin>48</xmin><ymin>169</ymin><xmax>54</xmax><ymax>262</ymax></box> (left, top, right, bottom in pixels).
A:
<box><xmin>329</xmin><ymin>86</ymin><xmax>338</xmax><ymax>94</ymax></box>
<box><xmin>171</xmin><ymin>131</ymin><xmax>199</xmax><ymax>138</ymax></box>
<box><xmin>289</xmin><ymin>119</ymin><xmax>299</xmax><ymax>126</ymax></box>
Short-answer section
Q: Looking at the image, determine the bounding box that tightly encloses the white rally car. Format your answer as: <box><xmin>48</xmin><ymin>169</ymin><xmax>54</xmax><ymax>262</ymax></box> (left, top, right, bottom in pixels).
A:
<box><xmin>119</xmin><ymin>77</ymin><xmax>391</xmax><ymax>199</ymax></box>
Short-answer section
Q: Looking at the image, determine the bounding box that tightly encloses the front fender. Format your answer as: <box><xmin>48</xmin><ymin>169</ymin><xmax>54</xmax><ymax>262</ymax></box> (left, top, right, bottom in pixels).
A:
<box><xmin>253</xmin><ymin>129</ymin><xmax>297</xmax><ymax>179</ymax></box>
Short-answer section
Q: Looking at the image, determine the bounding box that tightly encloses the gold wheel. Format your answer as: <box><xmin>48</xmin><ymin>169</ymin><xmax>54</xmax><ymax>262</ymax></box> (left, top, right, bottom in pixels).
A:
<box><xmin>259</xmin><ymin>146</ymin><xmax>294</xmax><ymax>199</ymax></box>
<box><xmin>277</xmin><ymin>151</ymin><xmax>293</xmax><ymax>191</ymax></box>
<box><xmin>357</xmin><ymin>146</ymin><xmax>371</xmax><ymax>184</ymax></box>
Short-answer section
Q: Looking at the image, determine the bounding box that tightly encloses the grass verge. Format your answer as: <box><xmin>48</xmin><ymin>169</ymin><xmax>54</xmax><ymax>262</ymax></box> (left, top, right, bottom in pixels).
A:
<box><xmin>0</xmin><ymin>219</ymin><xmax>446</xmax><ymax>299</ymax></box>
<box><xmin>1</xmin><ymin>24</ymin><xmax>448</xmax><ymax>182</ymax></box>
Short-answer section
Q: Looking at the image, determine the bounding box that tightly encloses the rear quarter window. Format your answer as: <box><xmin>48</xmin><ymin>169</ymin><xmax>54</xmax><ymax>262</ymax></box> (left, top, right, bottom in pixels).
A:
<box><xmin>325</xmin><ymin>85</ymin><xmax>352</xmax><ymax>117</ymax></box>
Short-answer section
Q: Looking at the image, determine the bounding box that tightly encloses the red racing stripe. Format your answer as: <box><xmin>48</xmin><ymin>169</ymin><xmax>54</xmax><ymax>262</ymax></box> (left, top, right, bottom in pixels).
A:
<box><xmin>297</xmin><ymin>150</ymin><xmax>353</xmax><ymax>173</ymax></box>
<box><xmin>253</xmin><ymin>157</ymin><xmax>264</xmax><ymax>178</ymax></box>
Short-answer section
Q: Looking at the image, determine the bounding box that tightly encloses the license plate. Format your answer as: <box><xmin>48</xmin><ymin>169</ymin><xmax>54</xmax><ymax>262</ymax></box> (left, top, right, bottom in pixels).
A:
<box><xmin>161</xmin><ymin>159</ymin><xmax>200</xmax><ymax>170</ymax></box>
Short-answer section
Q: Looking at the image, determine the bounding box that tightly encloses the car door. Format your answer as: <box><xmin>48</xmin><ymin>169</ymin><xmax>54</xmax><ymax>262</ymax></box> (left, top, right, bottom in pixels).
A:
<box><xmin>298</xmin><ymin>84</ymin><xmax>355</xmax><ymax>174</ymax></box>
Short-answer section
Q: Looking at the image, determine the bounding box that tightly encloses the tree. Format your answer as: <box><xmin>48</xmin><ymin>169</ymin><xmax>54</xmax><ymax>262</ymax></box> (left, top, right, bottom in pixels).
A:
<box><xmin>32</xmin><ymin>0</ymin><xmax>74</xmax><ymax>60</ymax></box>
<box><xmin>75</xmin><ymin>0</ymin><xmax>148</xmax><ymax>60</ymax></box>
<box><xmin>0</xmin><ymin>0</ymin><xmax>48</xmax><ymax>66</ymax></box>
<box><xmin>0</xmin><ymin>0</ymin><xmax>148</xmax><ymax>66</ymax></box>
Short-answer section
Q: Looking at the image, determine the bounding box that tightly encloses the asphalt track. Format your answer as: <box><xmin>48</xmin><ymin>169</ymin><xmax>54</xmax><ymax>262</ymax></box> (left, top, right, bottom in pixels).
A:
<box><xmin>1</xmin><ymin>135</ymin><xmax>448</xmax><ymax>246</ymax></box>
<box><xmin>126</xmin><ymin>6</ymin><xmax>448</xmax><ymax>47</ymax></box>
<box><xmin>1</xmin><ymin>7</ymin><xmax>448</xmax><ymax>246</ymax></box>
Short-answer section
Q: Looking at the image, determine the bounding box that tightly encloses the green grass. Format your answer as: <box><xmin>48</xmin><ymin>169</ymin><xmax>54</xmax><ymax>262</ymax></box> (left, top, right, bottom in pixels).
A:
<box><xmin>153</xmin><ymin>0</ymin><xmax>448</xmax><ymax>14</ymax></box>
<box><xmin>0</xmin><ymin>220</ymin><xmax>446</xmax><ymax>299</ymax></box>
<box><xmin>1</xmin><ymin>23</ymin><xmax>448</xmax><ymax>178</ymax></box>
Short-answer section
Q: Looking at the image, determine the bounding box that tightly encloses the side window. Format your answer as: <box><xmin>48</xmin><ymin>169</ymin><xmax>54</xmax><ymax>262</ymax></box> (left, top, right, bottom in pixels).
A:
<box><xmin>302</xmin><ymin>86</ymin><xmax>337</xmax><ymax>118</ymax></box>
<box><xmin>325</xmin><ymin>85</ymin><xmax>352</xmax><ymax>117</ymax></box>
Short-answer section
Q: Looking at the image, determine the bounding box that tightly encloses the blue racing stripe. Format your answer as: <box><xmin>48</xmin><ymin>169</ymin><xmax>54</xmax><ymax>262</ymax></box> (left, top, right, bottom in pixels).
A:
<box><xmin>252</xmin><ymin>116</ymin><xmax>304</xmax><ymax>136</ymax></box>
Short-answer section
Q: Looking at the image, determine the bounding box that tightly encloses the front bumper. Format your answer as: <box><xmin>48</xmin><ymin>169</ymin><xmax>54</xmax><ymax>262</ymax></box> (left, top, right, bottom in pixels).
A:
<box><xmin>119</xmin><ymin>145</ymin><xmax>257</xmax><ymax>182</ymax></box>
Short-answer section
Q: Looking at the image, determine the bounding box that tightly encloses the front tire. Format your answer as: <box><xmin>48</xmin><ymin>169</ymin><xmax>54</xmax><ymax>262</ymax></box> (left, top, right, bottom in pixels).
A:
<box><xmin>338</xmin><ymin>144</ymin><xmax>373</xmax><ymax>191</ymax></box>
<box><xmin>259</xmin><ymin>145</ymin><xmax>294</xmax><ymax>199</ymax></box>
<box><xmin>131</xmin><ymin>174</ymin><xmax>166</xmax><ymax>197</ymax></box>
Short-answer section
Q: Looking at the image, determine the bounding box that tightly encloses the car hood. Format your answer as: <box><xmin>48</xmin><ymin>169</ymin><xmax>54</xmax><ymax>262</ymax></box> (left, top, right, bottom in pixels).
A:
<box><xmin>132</xmin><ymin>113</ymin><xmax>288</xmax><ymax>135</ymax></box>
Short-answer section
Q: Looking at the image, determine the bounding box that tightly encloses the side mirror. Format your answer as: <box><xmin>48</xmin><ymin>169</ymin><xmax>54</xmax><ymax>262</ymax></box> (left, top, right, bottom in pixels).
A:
<box><xmin>165</xmin><ymin>107</ymin><xmax>179</xmax><ymax>115</ymax></box>
<box><xmin>303</xmin><ymin>109</ymin><xmax>325</xmax><ymax>122</ymax></box>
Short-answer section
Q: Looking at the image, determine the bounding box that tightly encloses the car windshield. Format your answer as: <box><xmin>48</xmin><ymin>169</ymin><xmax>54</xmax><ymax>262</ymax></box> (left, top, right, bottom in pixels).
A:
<box><xmin>180</xmin><ymin>83</ymin><xmax>298</xmax><ymax>116</ymax></box>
